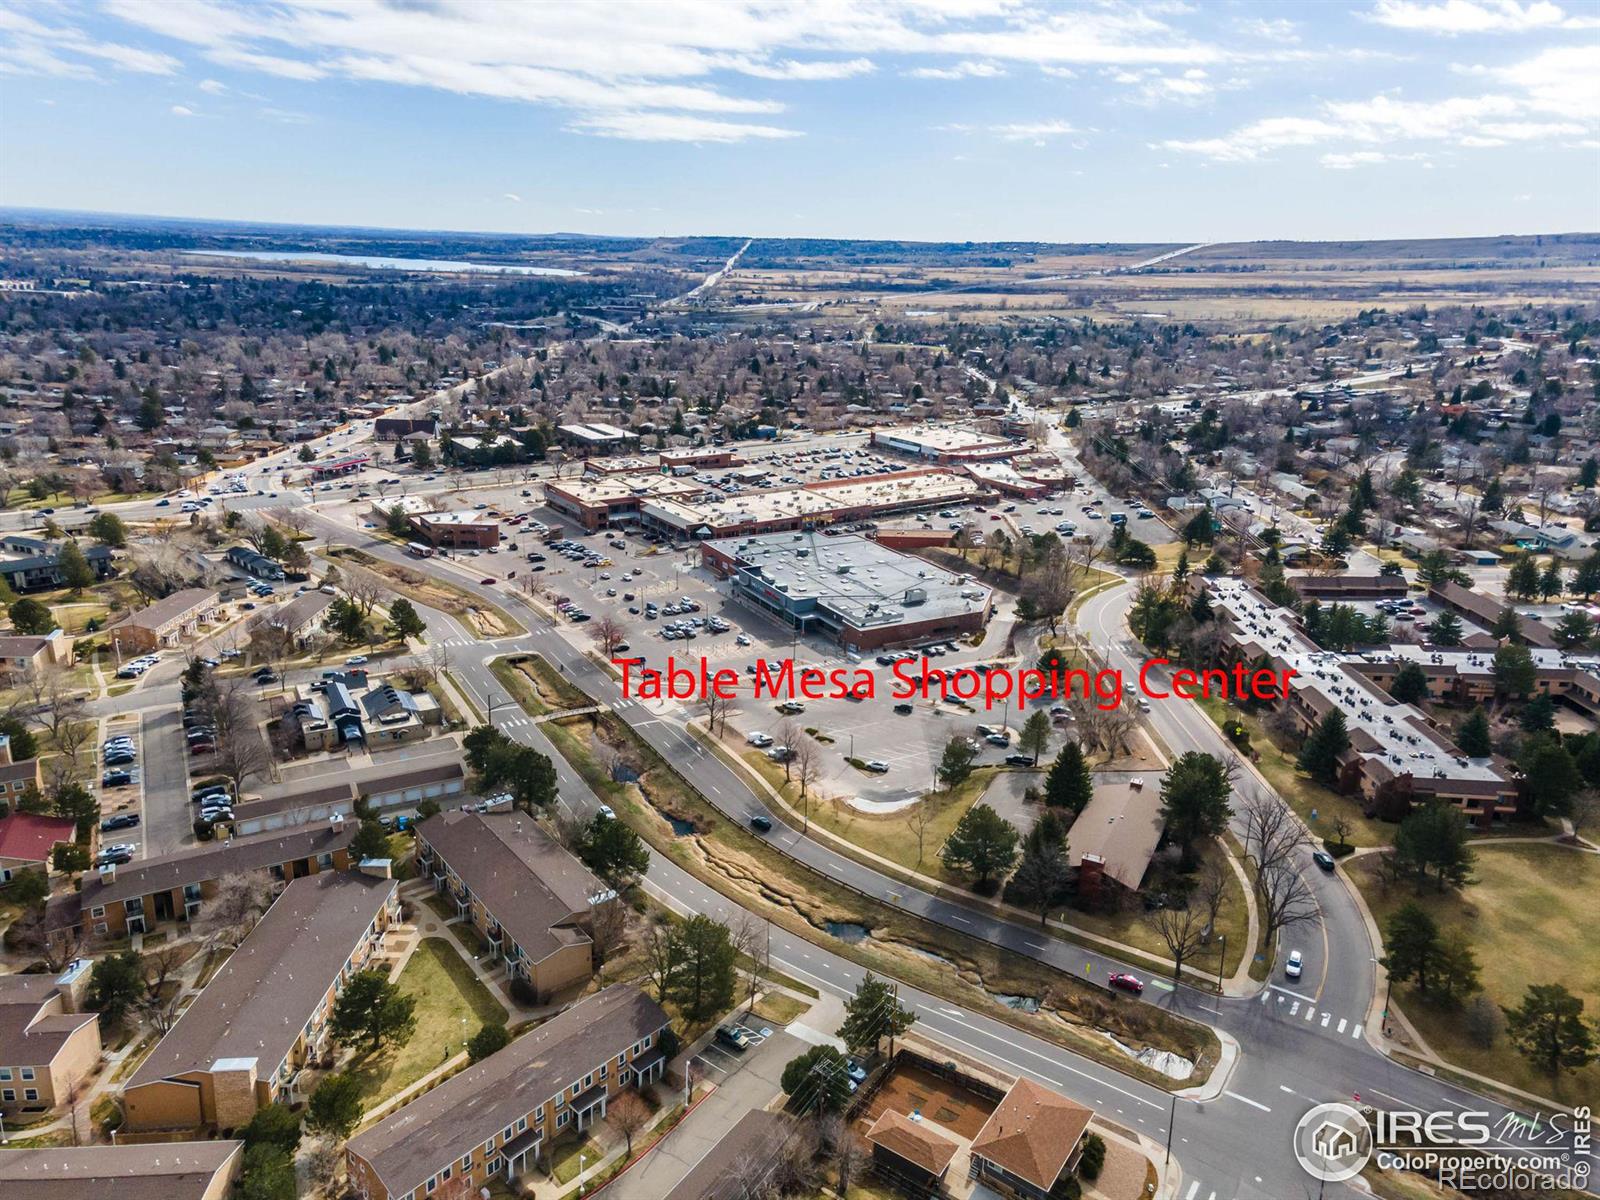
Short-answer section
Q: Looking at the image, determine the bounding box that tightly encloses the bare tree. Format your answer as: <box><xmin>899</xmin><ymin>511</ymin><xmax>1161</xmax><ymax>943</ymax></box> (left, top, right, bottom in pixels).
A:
<box><xmin>907</xmin><ymin>797</ymin><xmax>932</xmax><ymax>864</ymax></box>
<box><xmin>1193</xmin><ymin>852</ymin><xmax>1230</xmax><ymax>935</ymax></box>
<box><xmin>774</xmin><ymin>719</ymin><xmax>801</xmax><ymax>783</ymax></box>
<box><xmin>27</xmin><ymin>669</ymin><xmax>86</xmax><ymax>749</ymax></box>
<box><xmin>642</xmin><ymin>918</ymin><xmax>680</xmax><ymax>1003</ymax></box>
<box><xmin>203</xmin><ymin>681</ymin><xmax>272</xmax><ymax>797</ymax></box>
<box><xmin>1568</xmin><ymin>789</ymin><xmax>1599</xmax><ymax>843</ymax></box>
<box><xmin>304</xmin><ymin>1136</ymin><xmax>345</xmax><ymax>1198</ymax></box>
<box><xmin>1239</xmin><ymin>789</ymin><xmax>1309</xmax><ymax>884</ymax></box>
<box><xmin>202</xmin><ymin>871</ymin><xmax>273</xmax><ymax>947</ymax></box>
<box><xmin>592</xmin><ymin>615</ymin><xmax>627</xmax><ymax>658</ymax></box>
<box><xmin>1258</xmin><ymin>862</ymin><xmax>1321</xmax><ymax>951</ymax></box>
<box><xmin>700</xmin><ymin>689</ymin><xmax>733</xmax><ymax>738</ymax></box>
<box><xmin>834</xmin><ymin>1128</ymin><xmax>870</xmax><ymax>1197</ymax></box>
<box><xmin>589</xmin><ymin>897</ymin><xmax>629</xmax><ymax>966</ymax></box>
<box><xmin>608</xmin><ymin>1091</ymin><xmax>651</xmax><ymax>1157</ymax></box>
<box><xmin>1146</xmin><ymin>900</ymin><xmax>1211</xmax><ymax>984</ymax></box>
<box><xmin>9</xmin><ymin>905</ymin><xmax>85</xmax><ymax>972</ymax></box>
<box><xmin>792</xmin><ymin>739</ymin><xmax>822</xmax><ymax>803</ymax></box>
<box><xmin>139</xmin><ymin>940</ymin><xmax>189</xmax><ymax>1033</ymax></box>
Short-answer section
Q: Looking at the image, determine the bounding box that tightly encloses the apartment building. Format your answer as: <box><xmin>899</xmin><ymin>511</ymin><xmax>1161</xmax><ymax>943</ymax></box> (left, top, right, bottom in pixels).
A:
<box><xmin>0</xmin><ymin>1142</ymin><xmax>243</xmax><ymax>1200</ymax></box>
<box><xmin>1208</xmin><ymin>580</ymin><xmax>1516</xmax><ymax>823</ymax></box>
<box><xmin>123</xmin><ymin>870</ymin><xmax>399</xmax><ymax>1131</ymax></box>
<box><xmin>0</xmin><ymin>633</ymin><xmax>71</xmax><ymax>677</ymax></box>
<box><xmin>0</xmin><ymin>974</ymin><xmax>101</xmax><ymax>1116</ymax></box>
<box><xmin>1345</xmin><ymin>644</ymin><xmax>1600</xmax><ymax>721</ymax></box>
<box><xmin>416</xmin><ymin>810</ymin><xmax>613</xmax><ymax>1002</ymax></box>
<box><xmin>346</xmin><ymin>984</ymin><xmax>670</xmax><ymax>1200</ymax></box>
<box><xmin>0</xmin><ymin>536</ymin><xmax>115</xmax><ymax>593</ymax></box>
<box><xmin>108</xmin><ymin>588</ymin><xmax>220</xmax><ymax>654</ymax></box>
<box><xmin>0</xmin><ymin>811</ymin><xmax>73</xmax><ymax>887</ymax></box>
<box><xmin>70</xmin><ymin>822</ymin><xmax>358</xmax><ymax>939</ymax></box>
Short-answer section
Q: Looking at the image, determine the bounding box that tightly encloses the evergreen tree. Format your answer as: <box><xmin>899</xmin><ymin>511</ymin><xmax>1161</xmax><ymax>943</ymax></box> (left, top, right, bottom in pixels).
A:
<box><xmin>1456</xmin><ymin>707</ymin><xmax>1493</xmax><ymax>757</ymax></box>
<box><xmin>667</xmin><ymin>914</ymin><xmax>736</xmax><ymax>1021</ymax></box>
<box><xmin>837</xmin><ymin>973</ymin><xmax>916</xmax><ymax>1056</ymax></box>
<box><xmin>307</xmin><ymin>1074</ymin><xmax>363</xmax><ymax>1139</ymax></box>
<box><xmin>1429</xmin><ymin>611</ymin><xmax>1464</xmax><ymax>646</ymax></box>
<box><xmin>1392</xmin><ymin>802</ymin><xmax>1475</xmax><ymax>893</ymax></box>
<box><xmin>1383</xmin><ymin>902</ymin><xmax>1440</xmax><ymax>993</ymax></box>
<box><xmin>1298</xmin><ymin>709</ymin><xmax>1351</xmax><ymax>788</ymax></box>
<box><xmin>330</xmin><ymin>970</ymin><xmax>416</xmax><ymax>1052</ymax></box>
<box><xmin>1503</xmin><ymin>984</ymin><xmax>1596</xmax><ymax>1077</ymax></box>
<box><xmin>1044</xmin><ymin>740</ymin><xmax>1094</xmax><ymax>813</ymax></box>
<box><xmin>1388</xmin><ymin>662</ymin><xmax>1430</xmax><ymax>705</ymax></box>
<box><xmin>936</xmin><ymin>735</ymin><xmax>979</xmax><ymax>789</ymax></box>
<box><xmin>940</xmin><ymin>803</ymin><xmax>1019</xmax><ymax>888</ymax></box>
<box><xmin>1158</xmin><ymin>751</ymin><xmax>1233</xmax><ymax>869</ymax></box>
<box><xmin>1492</xmin><ymin>642</ymin><xmax>1536</xmax><ymax>698</ymax></box>
<box><xmin>56</xmin><ymin>540</ymin><xmax>95</xmax><ymax>591</ymax></box>
<box><xmin>385</xmin><ymin>597</ymin><xmax>427</xmax><ymax>641</ymax></box>
<box><xmin>1017</xmin><ymin>709</ymin><xmax>1052</xmax><ymax>766</ymax></box>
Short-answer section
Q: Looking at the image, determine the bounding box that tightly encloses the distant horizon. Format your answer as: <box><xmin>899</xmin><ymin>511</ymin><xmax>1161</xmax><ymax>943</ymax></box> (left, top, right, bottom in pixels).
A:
<box><xmin>4</xmin><ymin>205</ymin><xmax>1597</xmax><ymax>251</ymax></box>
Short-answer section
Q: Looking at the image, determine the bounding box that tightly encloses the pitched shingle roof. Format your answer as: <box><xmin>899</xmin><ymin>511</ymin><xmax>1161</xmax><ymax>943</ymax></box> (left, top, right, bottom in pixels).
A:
<box><xmin>0</xmin><ymin>1142</ymin><xmax>242</xmax><ymax>1200</ymax></box>
<box><xmin>866</xmin><ymin>1109</ymin><xmax>960</xmax><ymax>1176</ymax></box>
<box><xmin>969</xmin><ymin>1077</ymin><xmax>1093</xmax><ymax>1192</ymax></box>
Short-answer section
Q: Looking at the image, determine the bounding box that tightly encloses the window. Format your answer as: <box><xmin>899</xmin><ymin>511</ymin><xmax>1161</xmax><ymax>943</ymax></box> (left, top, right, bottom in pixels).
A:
<box><xmin>501</xmin><ymin>1124</ymin><xmax>514</xmax><ymax>1142</ymax></box>
<box><xmin>516</xmin><ymin>1116</ymin><xmax>527</xmax><ymax>1133</ymax></box>
<box><xmin>459</xmin><ymin>1154</ymin><xmax>472</xmax><ymax>1171</ymax></box>
<box><xmin>616</xmin><ymin>1052</ymin><xmax>626</xmax><ymax>1067</ymax></box>
<box><xmin>482</xmin><ymin>1138</ymin><xmax>495</xmax><ymax>1156</ymax></box>
<box><xmin>19</xmin><ymin>1068</ymin><xmax>33</xmax><ymax>1081</ymax></box>
<box><xmin>1</xmin><ymin>1089</ymin><xmax>12</xmax><ymax>1102</ymax></box>
<box><xmin>94</xmin><ymin>923</ymin><xmax>107</xmax><ymax>935</ymax></box>
<box><xmin>23</xmin><ymin>1088</ymin><xmax>37</xmax><ymax>1101</ymax></box>
<box><xmin>557</xmin><ymin>1111</ymin><xmax>569</xmax><ymax>1129</ymax></box>
<box><xmin>642</xmin><ymin>1033</ymin><xmax>652</xmax><ymax>1050</ymax></box>
<box><xmin>486</xmin><ymin>1157</ymin><xmax>502</xmax><ymax>1175</ymax></box>
<box><xmin>90</xmin><ymin>905</ymin><xmax>105</xmax><ymax>918</ymax></box>
<box><xmin>0</xmin><ymin>1068</ymin><xmax>11</xmax><ymax>1081</ymax></box>
<box><xmin>583</xmin><ymin>1072</ymin><xmax>593</xmax><ymax>1088</ymax></box>
<box><xmin>600</xmin><ymin>1063</ymin><xmax>608</xmax><ymax>1079</ymax></box>
<box><xmin>425</xmin><ymin>1177</ymin><xmax>437</xmax><ymax>1195</ymax></box>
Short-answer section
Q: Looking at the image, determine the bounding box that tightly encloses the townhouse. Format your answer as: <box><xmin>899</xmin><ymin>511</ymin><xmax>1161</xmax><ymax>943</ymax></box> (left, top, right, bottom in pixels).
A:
<box><xmin>1345</xmin><ymin>644</ymin><xmax>1600</xmax><ymax>721</ymax></box>
<box><xmin>0</xmin><ymin>536</ymin><xmax>114</xmax><ymax>593</ymax></box>
<box><xmin>122</xmin><ymin>870</ymin><xmax>399</xmax><ymax>1131</ymax></box>
<box><xmin>0</xmin><ymin>974</ymin><xmax>101</xmax><ymax>1116</ymax></box>
<box><xmin>0</xmin><ymin>632</ymin><xmax>71</xmax><ymax>678</ymax></box>
<box><xmin>346</xmin><ymin>984</ymin><xmax>670</xmax><ymax>1200</ymax></box>
<box><xmin>69</xmin><ymin>821</ymin><xmax>357</xmax><ymax>939</ymax></box>
<box><xmin>416</xmin><ymin>810</ymin><xmax>613</xmax><ymax>1001</ymax></box>
<box><xmin>0</xmin><ymin>1142</ymin><xmax>243</xmax><ymax>1200</ymax></box>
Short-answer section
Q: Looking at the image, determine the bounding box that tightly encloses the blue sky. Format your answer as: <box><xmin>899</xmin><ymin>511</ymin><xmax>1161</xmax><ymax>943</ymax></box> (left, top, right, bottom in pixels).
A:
<box><xmin>1</xmin><ymin>1</ymin><xmax>1596</xmax><ymax>242</ymax></box>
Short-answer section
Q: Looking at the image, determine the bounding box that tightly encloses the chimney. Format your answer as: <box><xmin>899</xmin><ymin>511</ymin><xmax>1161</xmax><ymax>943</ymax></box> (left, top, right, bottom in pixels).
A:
<box><xmin>331</xmin><ymin>812</ymin><xmax>346</xmax><ymax>833</ymax></box>
<box><xmin>98</xmin><ymin>861</ymin><xmax>116</xmax><ymax>885</ymax></box>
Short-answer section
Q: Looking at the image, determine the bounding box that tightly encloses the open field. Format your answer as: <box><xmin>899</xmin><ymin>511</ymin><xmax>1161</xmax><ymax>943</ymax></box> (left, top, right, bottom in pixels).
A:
<box><xmin>1348</xmin><ymin>844</ymin><xmax>1600</xmax><ymax>1102</ymax></box>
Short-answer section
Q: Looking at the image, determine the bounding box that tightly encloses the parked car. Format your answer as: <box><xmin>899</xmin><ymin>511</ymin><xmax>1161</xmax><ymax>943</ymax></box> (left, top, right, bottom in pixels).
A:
<box><xmin>1108</xmin><ymin>973</ymin><xmax>1145</xmax><ymax>995</ymax></box>
<box><xmin>346</xmin><ymin>655</ymin><xmax>368</xmax><ymax>666</ymax></box>
<box><xmin>101</xmin><ymin>769</ymin><xmax>138</xmax><ymax>788</ymax></box>
<box><xmin>96</xmin><ymin>845</ymin><xmax>135</xmax><ymax>866</ymax></box>
<box><xmin>1285</xmin><ymin>950</ymin><xmax>1304</xmax><ymax>980</ymax></box>
<box><xmin>863</xmin><ymin>760</ymin><xmax>890</xmax><ymax>773</ymax></box>
<box><xmin>100</xmin><ymin>812</ymin><xmax>141</xmax><ymax>831</ymax></box>
<box><xmin>1004</xmin><ymin>754</ymin><xmax>1035</xmax><ymax>767</ymax></box>
<box><xmin>715</xmin><ymin>1025</ymin><xmax>753</xmax><ymax>1052</ymax></box>
<box><xmin>893</xmin><ymin>703</ymin><xmax>914</xmax><ymax>715</ymax></box>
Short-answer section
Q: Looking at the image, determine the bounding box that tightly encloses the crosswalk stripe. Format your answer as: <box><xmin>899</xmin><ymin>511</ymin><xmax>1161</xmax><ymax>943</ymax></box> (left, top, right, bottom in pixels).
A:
<box><xmin>1289</xmin><ymin>1001</ymin><xmax>1300</xmax><ymax>1015</ymax></box>
<box><xmin>1351</xmin><ymin>1023</ymin><xmax>1362</xmax><ymax>1039</ymax></box>
<box><xmin>1304</xmin><ymin>1006</ymin><xmax>1315</xmax><ymax>1021</ymax></box>
<box><xmin>1337</xmin><ymin>1018</ymin><xmax>1347</xmax><ymax>1033</ymax></box>
<box><xmin>1320</xmin><ymin>1013</ymin><xmax>1331</xmax><ymax>1027</ymax></box>
<box><xmin>1184</xmin><ymin>1182</ymin><xmax>1199</xmax><ymax>1200</ymax></box>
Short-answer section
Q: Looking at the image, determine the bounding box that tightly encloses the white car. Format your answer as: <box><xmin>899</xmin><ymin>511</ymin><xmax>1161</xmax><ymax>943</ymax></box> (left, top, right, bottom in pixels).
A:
<box><xmin>746</xmin><ymin>731</ymin><xmax>773</xmax><ymax>747</ymax></box>
<box><xmin>1285</xmin><ymin>949</ymin><xmax>1304</xmax><ymax>980</ymax></box>
<box><xmin>597</xmin><ymin>804</ymin><xmax>616</xmax><ymax>821</ymax></box>
<box><xmin>346</xmin><ymin>655</ymin><xmax>368</xmax><ymax>666</ymax></box>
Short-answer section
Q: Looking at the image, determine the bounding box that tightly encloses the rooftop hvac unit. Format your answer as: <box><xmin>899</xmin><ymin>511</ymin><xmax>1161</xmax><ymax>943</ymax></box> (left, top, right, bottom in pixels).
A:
<box><xmin>836</xmin><ymin>565</ymin><xmax>852</xmax><ymax>575</ymax></box>
<box><xmin>904</xmin><ymin>587</ymin><xmax>928</xmax><ymax>606</ymax></box>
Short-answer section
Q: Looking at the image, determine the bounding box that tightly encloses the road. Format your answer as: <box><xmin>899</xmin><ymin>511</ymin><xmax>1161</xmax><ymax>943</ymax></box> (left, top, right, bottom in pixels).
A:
<box><xmin>294</xmin><ymin>510</ymin><xmax>1595</xmax><ymax>1198</ymax></box>
<box><xmin>669</xmin><ymin>238</ymin><xmax>751</xmax><ymax>306</ymax></box>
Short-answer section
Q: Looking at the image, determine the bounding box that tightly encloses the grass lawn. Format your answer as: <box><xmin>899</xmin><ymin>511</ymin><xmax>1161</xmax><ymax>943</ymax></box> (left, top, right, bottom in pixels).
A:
<box><xmin>385</xmin><ymin>833</ymin><xmax>414</xmax><ymax>880</ymax></box>
<box><xmin>345</xmin><ymin>937</ymin><xmax>508</xmax><ymax>1104</ymax></box>
<box><xmin>1348</xmin><ymin>844</ymin><xmax>1600</xmax><ymax>1102</ymax></box>
<box><xmin>1193</xmin><ymin>695</ymin><xmax>1392</xmax><ymax>848</ymax></box>
<box><xmin>740</xmin><ymin>748</ymin><xmax>998</xmax><ymax>888</ymax></box>
<box><xmin>753</xmin><ymin>991</ymin><xmax>811</xmax><ymax>1025</ymax></box>
<box><xmin>549</xmin><ymin>1135</ymin><xmax>604</xmax><ymax>1186</ymax></box>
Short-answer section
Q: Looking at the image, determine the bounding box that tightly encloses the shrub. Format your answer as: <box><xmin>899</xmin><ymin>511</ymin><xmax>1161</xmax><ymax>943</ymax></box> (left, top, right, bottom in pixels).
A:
<box><xmin>1077</xmin><ymin>1132</ymin><xmax>1106</xmax><ymax>1181</ymax></box>
<box><xmin>509</xmin><ymin>976</ymin><xmax>537</xmax><ymax>1006</ymax></box>
<box><xmin>468</xmin><ymin>1022</ymin><xmax>510</xmax><ymax>1063</ymax></box>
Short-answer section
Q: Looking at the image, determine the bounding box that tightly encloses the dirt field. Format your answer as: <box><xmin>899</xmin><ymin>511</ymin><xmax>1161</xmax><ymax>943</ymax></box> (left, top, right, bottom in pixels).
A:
<box><xmin>857</xmin><ymin>1062</ymin><xmax>996</xmax><ymax>1140</ymax></box>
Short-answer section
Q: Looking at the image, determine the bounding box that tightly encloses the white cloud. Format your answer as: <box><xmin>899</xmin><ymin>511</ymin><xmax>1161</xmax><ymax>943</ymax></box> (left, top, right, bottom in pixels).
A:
<box><xmin>565</xmin><ymin>111</ymin><xmax>801</xmax><ymax>143</ymax></box>
<box><xmin>990</xmin><ymin>120</ymin><xmax>1079</xmax><ymax>142</ymax></box>
<box><xmin>503</xmin><ymin>192</ymin><xmax>523</xmax><ymax>203</ymax></box>
<box><xmin>0</xmin><ymin>8</ymin><xmax>179</xmax><ymax>79</ymax></box>
<box><xmin>1320</xmin><ymin>150</ymin><xmax>1431</xmax><ymax>168</ymax></box>
<box><xmin>170</xmin><ymin>103</ymin><xmax>196</xmax><ymax>116</ymax></box>
<box><xmin>1363</xmin><ymin>0</ymin><xmax>1589</xmax><ymax>34</ymax></box>
<box><xmin>906</xmin><ymin>59</ymin><xmax>1005</xmax><ymax>79</ymax></box>
<box><xmin>99</xmin><ymin>0</ymin><xmax>1225</xmax><ymax>143</ymax></box>
<box><xmin>198</xmin><ymin>78</ymin><xmax>226</xmax><ymax>93</ymax></box>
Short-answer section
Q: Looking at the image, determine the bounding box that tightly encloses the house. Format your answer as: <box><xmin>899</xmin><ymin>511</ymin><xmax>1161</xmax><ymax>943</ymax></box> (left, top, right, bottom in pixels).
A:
<box><xmin>69</xmin><ymin>821</ymin><xmax>358</xmax><ymax>939</ymax></box>
<box><xmin>661</xmin><ymin>1111</ymin><xmax>796</xmax><ymax>1200</ymax></box>
<box><xmin>122</xmin><ymin>870</ymin><xmax>399</xmax><ymax>1131</ymax></box>
<box><xmin>866</xmin><ymin>1108</ymin><xmax>961</xmax><ymax>1190</ymax></box>
<box><xmin>1067</xmin><ymin>777</ymin><xmax>1165</xmax><ymax>898</ymax></box>
<box><xmin>0</xmin><ymin>811</ymin><xmax>75</xmax><ymax>886</ymax></box>
<box><xmin>969</xmin><ymin>1077</ymin><xmax>1094</xmax><ymax>1200</ymax></box>
<box><xmin>0</xmin><ymin>1141</ymin><xmax>243</xmax><ymax>1200</ymax></box>
<box><xmin>0</xmin><ymin>536</ymin><xmax>115</xmax><ymax>593</ymax></box>
<box><xmin>1489</xmin><ymin>519</ymin><xmax>1591</xmax><ymax>560</ymax></box>
<box><xmin>345</xmin><ymin>984</ymin><xmax>670</xmax><ymax>1200</ymax></box>
<box><xmin>359</xmin><ymin>683</ymin><xmax>439</xmax><ymax>746</ymax></box>
<box><xmin>223</xmin><ymin>545</ymin><xmax>285</xmax><ymax>581</ymax></box>
<box><xmin>107</xmin><ymin>588</ymin><xmax>220</xmax><ymax>653</ymax></box>
<box><xmin>416</xmin><ymin>810</ymin><xmax>613</xmax><ymax>1001</ymax></box>
<box><xmin>0</xmin><ymin>974</ymin><xmax>101</xmax><ymax>1116</ymax></box>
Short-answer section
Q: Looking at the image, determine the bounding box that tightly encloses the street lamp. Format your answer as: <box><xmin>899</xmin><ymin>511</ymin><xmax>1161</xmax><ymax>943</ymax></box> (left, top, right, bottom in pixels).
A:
<box><xmin>1217</xmin><ymin>932</ymin><xmax>1227</xmax><ymax>994</ymax></box>
<box><xmin>1164</xmin><ymin>1093</ymin><xmax>1177</xmax><ymax>1166</ymax></box>
<box><xmin>487</xmin><ymin>692</ymin><xmax>504</xmax><ymax>724</ymax></box>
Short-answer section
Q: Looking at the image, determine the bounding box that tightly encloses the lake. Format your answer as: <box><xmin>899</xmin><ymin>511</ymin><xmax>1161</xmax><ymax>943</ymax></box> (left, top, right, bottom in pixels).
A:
<box><xmin>185</xmin><ymin>250</ymin><xmax>584</xmax><ymax>277</ymax></box>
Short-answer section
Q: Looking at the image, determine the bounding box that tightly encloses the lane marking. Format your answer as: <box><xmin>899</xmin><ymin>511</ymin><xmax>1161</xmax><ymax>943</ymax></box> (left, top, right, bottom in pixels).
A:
<box><xmin>1270</xmin><ymin>984</ymin><xmax>1316</xmax><ymax>1004</ymax></box>
<box><xmin>1184</xmin><ymin>1183</ymin><xmax>1199</xmax><ymax>1200</ymax></box>
<box><xmin>1337</xmin><ymin>1018</ymin><xmax>1348</xmax><ymax>1034</ymax></box>
<box><xmin>1351</xmin><ymin>1023</ymin><xmax>1363</xmax><ymax>1039</ymax></box>
<box><xmin>1224</xmin><ymin>1091</ymin><xmax>1271</xmax><ymax>1112</ymax></box>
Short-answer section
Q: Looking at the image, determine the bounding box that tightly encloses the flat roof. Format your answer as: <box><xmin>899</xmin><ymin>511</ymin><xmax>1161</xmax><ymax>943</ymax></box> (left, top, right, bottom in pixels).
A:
<box><xmin>1209</xmin><ymin>581</ymin><xmax>1505</xmax><ymax>786</ymax></box>
<box><xmin>546</xmin><ymin>474</ymin><xmax>701</xmax><ymax>506</ymax></box>
<box><xmin>126</xmin><ymin>872</ymin><xmax>395</xmax><ymax>1091</ymax></box>
<box><xmin>873</xmin><ymin>424</ymin><xmax>1016</xmax><ymax>453</ymax></box>
<box><xmin>647</xmin><ymin>469</ymin><xmax>982</xmax><ymax>534</ymax></box>
<box><xmin>416</xmin><ymin>510</ymin><xmax>500</xmax><ymax>526</ymax></box>
<box><xmin>709</xmin><ymin>531</ymin><xmax>990</xmax><ymax>630</ymax></box>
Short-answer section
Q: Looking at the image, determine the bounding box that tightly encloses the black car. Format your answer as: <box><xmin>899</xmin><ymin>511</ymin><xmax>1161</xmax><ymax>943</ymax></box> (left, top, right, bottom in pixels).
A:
<box><xmin>715</xmin><ymin>1025</ymin><xmax>753</xmax><ymax>1052</ymax></box>
<box><xmin>749</xmin><ymin>814</ymin><xmax>773</xmax><ymax>833</ymax></box>
<box><xmin>103</xmin><ymin>752</ymin><xmax>136</xmax><ymax>767</ymax></box>
<box><xmin>893</xmin><ymin>703</ymin><xmax>913</xmax><ymax>715</ymax></box>
<box><xmin>1312</xmin><ymin>849</ymin><xmax>1337</xmax><ymax>872</ymax></box>
<box><xmin>101</xmin><ymin>769</ymin><xmax>136</xmax><ymax>787</ymax></box>
<box><xmin>1004</xmin><ymin>754</ymin><xmax>1035</xmax><ymax>767</ymax></box>
<box><xmin>100</xmin><ymin>812</ymin><xmax>141</xmax><ymax>831</ymax></box>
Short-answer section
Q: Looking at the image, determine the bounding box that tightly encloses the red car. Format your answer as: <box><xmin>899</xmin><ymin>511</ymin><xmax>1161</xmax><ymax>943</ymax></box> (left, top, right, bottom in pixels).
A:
<box><xmin>1108</xmin><ymin>973</ymin><xmax>1145</xmax><ymax>995</ymax></box>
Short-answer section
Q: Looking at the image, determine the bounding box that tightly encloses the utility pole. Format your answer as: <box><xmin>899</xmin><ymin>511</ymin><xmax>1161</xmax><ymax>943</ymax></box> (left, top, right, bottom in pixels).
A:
<box><xmin>1217</xmin><ymin>932</ymin><xmax>1227</xmax><ymax>994</ymax></box>
<box><xmin>1165</xmin><ymin>1093</ymin><xmax>1177</xmax><ymax>1166</ymax></box>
